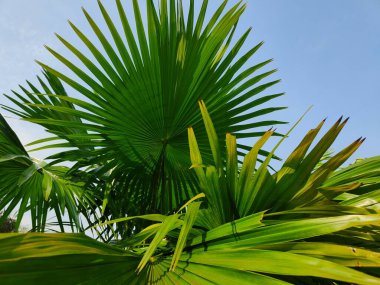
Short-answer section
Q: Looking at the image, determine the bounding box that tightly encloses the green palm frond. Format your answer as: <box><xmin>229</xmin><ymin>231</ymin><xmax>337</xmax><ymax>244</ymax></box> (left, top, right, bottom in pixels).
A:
<box><xmin>2</xmin><ymin>206</ymin><xmax>380</xmax><ymax>284</ymax></box>
<box><xmin>187</xmin><ymin>102</ymin><xmax>371</xmax><ymax>225</ymax></box>
<box><xmin>0</xmin><ymin>233</ymin><xmax>141</xmax><ymax>285</ymax></box>
<box><xmin>81</xmin><ymin>102</ymin><xmax>380</xmax><ymax>284</ymax></box>
<box><xmin>1</xmin><ymin>1</ymin><xmax>380</xmax><ymax>284</ymax></box>
<box><xmin>3</xmin><ymin>0</ymin><xmax>285</xmax><ymax>219</ymax></box>
<box><xmin>1</xmin><ymin>102</ymin><xmax>380</xmax><ymax>284</ymax></box>
<box><xmin>323</xmin><ymin>156</ymin><xmax>380</xmax><ymax>192</ymax></box>
<box><xmin>3</xmin><ymin>70</ymin><xmax>86</xmax><ymax>144</ymax></box>
<box><xmin>0</xmin><ymin>114</ymin><xmax>92</xmax><ymax>232</ymax></box>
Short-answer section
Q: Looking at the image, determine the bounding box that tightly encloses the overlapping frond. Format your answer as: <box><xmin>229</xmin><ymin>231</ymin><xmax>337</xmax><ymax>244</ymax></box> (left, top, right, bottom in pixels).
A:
<box><xmin>2</xmin><ymin>204</ymin><xmax>380</xmax><ymax>284</ymax></box>
<box><xmin>1</xmin><ymin>1</ymin><xmax>379</xmax><ymax>284</ymax></box>
<box><xmin>0</xmin><ymin>114</ymin><xmax>91</xmax><ymax>232</ymax></box>
<box><xmin>1</xmin><ymin>102</ymin><xmax>380</xmax><ymax>284</ymax></box>
<box><xmin>3</xmin><ymin>0</ymin><xmax>285</xmax><ymax>219</ymax></box>
<box><xmin>76</xmin><ymin>103</ymin><xmax>380</xmax><ymax>284</ymax></box>
<box><xmin>0</xmin><ymin>233</ymin><xmax>141</xmax><ymax>285</ymax></box>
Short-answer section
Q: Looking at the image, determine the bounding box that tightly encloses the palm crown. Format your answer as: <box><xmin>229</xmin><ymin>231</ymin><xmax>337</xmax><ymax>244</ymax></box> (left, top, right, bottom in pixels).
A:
<box><xmin>3</xmin><ymin>0</ymin><xmax>284</xmax><ymax>226</ymax></box>
<box><xmin>0</xmin><ymin>1</ymin><xmax>380</xmax><ymax>284</ymax></box>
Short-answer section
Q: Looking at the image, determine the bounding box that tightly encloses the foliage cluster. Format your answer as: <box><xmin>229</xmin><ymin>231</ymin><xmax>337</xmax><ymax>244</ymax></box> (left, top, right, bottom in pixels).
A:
<box><xmin>0</xmin><ymin>1</ymin><xmax>379</xmax><ymax>284</ymax></box>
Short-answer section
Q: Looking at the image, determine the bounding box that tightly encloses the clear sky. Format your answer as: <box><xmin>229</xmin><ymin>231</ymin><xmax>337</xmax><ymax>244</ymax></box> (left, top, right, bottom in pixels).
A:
<box><xmin>0</xmin><ymin>0</ymin><xmax>379</xmax><ymax>162</ymax></box>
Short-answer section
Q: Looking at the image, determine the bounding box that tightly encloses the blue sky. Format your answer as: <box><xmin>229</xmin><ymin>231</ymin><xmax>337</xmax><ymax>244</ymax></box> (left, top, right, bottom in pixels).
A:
<box><xmin>0</xmin><ymin>0</ymin><xmax>379</xmax><ymax>162</ymax></box>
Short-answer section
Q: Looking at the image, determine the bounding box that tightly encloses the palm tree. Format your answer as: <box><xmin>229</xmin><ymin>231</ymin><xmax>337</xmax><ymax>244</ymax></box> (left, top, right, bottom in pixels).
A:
<box><xmin>2</xmin><ymin>0</ymin><xmax>286</xmax><ymax>237</ymax></box>
<box><xmin>1</xmin><ymin>1</ymin><xmax>379</xmax><ymax>284</ymax></box>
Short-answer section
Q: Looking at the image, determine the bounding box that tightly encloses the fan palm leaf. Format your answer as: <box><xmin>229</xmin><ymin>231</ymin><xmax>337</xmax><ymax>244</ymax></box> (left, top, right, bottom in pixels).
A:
<box><xmin>1</xmin><ymin>1</ymin><xmax>380</xmax><ymax>284</ymax></box>
<box><xmin>3</xmin><ymin>0</ymin><xmax>285</xmax><ymax>220</ymax></box>
<box><xmin>1</xmin><ymin>101</ymin><xmax>380</xmax><ymax>284</ymax></box>
<box><xmin>0</xmin><ymin>114</ymin><xmax>92</xmax><ymax>232</ymax></box>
